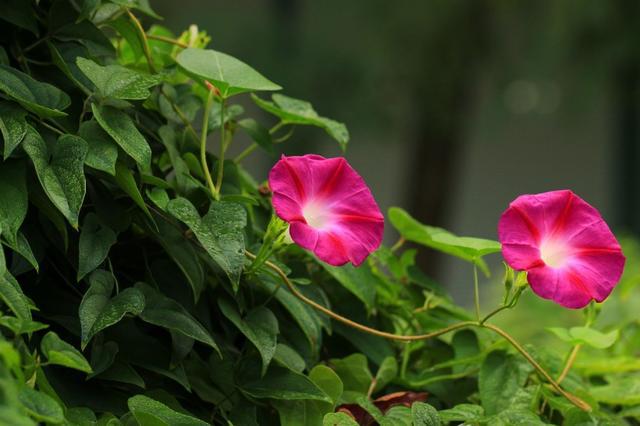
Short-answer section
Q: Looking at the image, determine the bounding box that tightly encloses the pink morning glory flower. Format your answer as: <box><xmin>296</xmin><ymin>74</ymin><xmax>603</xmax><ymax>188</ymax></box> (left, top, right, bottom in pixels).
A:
<box><xmin>268</xmin><ymin>154</ymin><xmax>384</xmax><ymax>266</ymax></box>
<box><xmin>498</xmin><ymin>190</ymin><xmax>625</xmax><ymax>309</ymax></box>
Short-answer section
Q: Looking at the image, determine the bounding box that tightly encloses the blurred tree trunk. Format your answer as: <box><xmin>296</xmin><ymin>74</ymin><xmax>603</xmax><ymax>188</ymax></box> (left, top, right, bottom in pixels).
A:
<box><xmin>614</xmin><ymin>63</ymin><xmax>640</xmax><ymax>234</ymax></box>
<box><xmin>405</xmin><ymin>1</ymin><xmax>490</xmax><ymax>276</ymax></box>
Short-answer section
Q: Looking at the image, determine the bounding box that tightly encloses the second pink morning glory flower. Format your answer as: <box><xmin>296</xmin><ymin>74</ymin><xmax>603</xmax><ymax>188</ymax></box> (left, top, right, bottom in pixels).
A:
<box><xmin>268</xmin><ymin>154</ymin><xmax>384</xmax><ymax>266</ymax></box>
<box><xmin>498</xmin><ymin>190</ymin><xmax>625</xmax><ymax>309</ymax></box>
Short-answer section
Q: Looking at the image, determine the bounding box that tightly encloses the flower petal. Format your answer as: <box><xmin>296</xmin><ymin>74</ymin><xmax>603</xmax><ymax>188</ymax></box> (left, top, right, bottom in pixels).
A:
<box><xmin>269</xmin><ymin>154</ymin><xmax>384</xmax><ymax>267</ymax></box>
<box><xmin>498</xmin><ymin>189</ymin><xmax>625</xmax><ymax>309</ymax></box>
<box><xmin>528</xmin><ymin>266</ymin><xmax>593</xmax><ymax>309</ymax></box>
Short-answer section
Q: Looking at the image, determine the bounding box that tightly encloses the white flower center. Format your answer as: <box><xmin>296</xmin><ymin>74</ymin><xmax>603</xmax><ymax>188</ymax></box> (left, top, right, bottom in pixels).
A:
<box><xmin>302</xmin><ymin>200</ymin><xmax>331</xmax><ymax>229</ymax></box>
<box><xmin>539</xmin><ymin>238</ymin><xmax>570</xmax><ymax>268</ymax></box>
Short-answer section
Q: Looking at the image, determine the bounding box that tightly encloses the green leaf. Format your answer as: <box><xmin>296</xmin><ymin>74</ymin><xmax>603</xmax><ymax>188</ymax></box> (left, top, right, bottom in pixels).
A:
<box><xmin>452</xmin><ymin>329</ymin><xmax>480</xmax><ymax>374</ymax></box>
<box><xmin>22</xmin><ymin>128</ymin><xmax>87</xmax><ymax>228</ymax></box>
<box><xmin>258</xmin><ymin>275</ymin><xmax>321</xmax><ymax>350</ymax></box>
<box><xmin>157</xmin><ymin>125</ymin><xmax>196</xmax><ymax>194</ymax></box>
<box><xmin>77</xmin><ymin>58</ymin><xmax>161</xmax><ymax>100</ymax></box>
<box><xmin>109</xmin><ymin>0</ymin><xmax>161</xmax><ymax>18</ymax></box>
<box><xmin>241</xmin><ymin>366</ymin><xmax>331</xmax><ymax>402</ymax></box>
<box><xmin>0</xmin><ymin>101</ymin><xmax>27</xmax><ymax>159</ymax></box>
<box><xmin>0</xmin><ymin>271</ymin><xmax>31</xmax><ymax>322</ymax></box>
<box><xmin>153</xmin><ymin>213</ymin><xmax>205</xmax><ymax>302</ymax></box>
<box><xmin>100</xmin><ymin>361</ymin><xmax>146</xmax><ymax>388</ymax></box>
<box><xmin>333</xmin><ymin>323</ymin><xmax>394</xmax><ymax>366</ymax></box>
<box><xmin>252</xmin><ymin>94</ymin><xmax>349</xmax><ymax>150</ymax></box>
<box><xmin>3</xmin><ymin>231</ymin><xmax>38</xmax><ymax>272</ymax></box>
<box><xmin>0</xmin><ymin>65</ymin><xmax>70</xmax><ymax>117</ymax></box>
<box><xmin>167</xmin><ymin>198</ymin><xmax>246</xmax><ymax>290</ymax></box>
<box><xmin>0</xmin><ymin>160</ymin><xmax>27</xmax><ymax>244</ymax></box>
<box><xmin>79</xmin><ymin>271</ymin><xmax>145</xmax><ymax>348</ymax></box>
<box><xmin>237</xmin><ymin>118</ymin><xmax>274</xmax><ymax>155</ymax></box>
<box><xmin>373</xmin><ymin>356</ymin><xmax>398</xmax><ymax>393</ymax></box>
<box><xmin>88</xmin><ymin>340</ymin><xmax>119</xmax><ymax>379</ymax></box>
<box><xmin>47</xmin><ymin>41</ymin><xmax>94</xmax><ymax>94</ymax></box>
<box><xmin>109</xmin><ymin>15</ymin><xmax>146</xmax><ymax>63</ymax></box>
<box><xmin>547</xmin><ymin>326</ymin><xmax>619</xmax><ymax>349</ymax></box>
<box><xmin>273</xmin><ymin>344</ymin><xmax>306</xmax><ymax>373</ymax></box>
<box><xmin>411</xmin><ymin>402</ymin><xmax>440</xmax><ymax>426</ymax></box>
<box><xmin>136</xmin><ymin>283</ymin><xmax>219</xmax><ymax>353</ymax></box>
<box><xmin>127</xmin><ymin>395</ymin><xmax>208</xmax><ymax>426</ymax></box>
<box><xmin>65</xmin><ymin>407</ymin><xmax>97</xmax><ymax>426</ymax></box>
<box><xmin>175</xmin><ymin>48</ymin><xmax>281</xmax><ymax>97</ymax></box>
<box><xmin>41</xmin><ymin>332</ymin><xmax>92</xmax><ymax>373</ymax></box>
<box><xmin>323</xmin><ymin>412</ymin><xmax>359</xmax><ymax>426</ymax></box>
<box><xmin>0</xmin><ymin>317</ymin><xmax>47</xmax><ymax>335</ymax></box>
<box><xmin>114</xmin><ymin>161</ymin><xmax>153</xmax><ymax>220</ymax></box>
<box><xmin>309</xmin><ymin>365</ymin><xmax>343</xmax><ymax>406</ymax></box>
<box><xmin>218</xmin><ymin>299</ymin><xmax>278</xmax><ymax>375</ymax></box>
<box><xmin>438</xmin><ymin>404</ymin><xmax>484</xmax><ymax>423</ymax></box>
<box><xmin>78</xmin><ymin>120</ymin><xmax>118</xmax><ymax>175</ymax></box>
<box><xmin>329</xmin><ymin>353</ymin><xmax>372</xmax><ymax>394</ymax></box>
<box><xmin>479</xmin><ymin>350</ymin><xmax>532</xmax><ymax>415</ymax></box>
<box><xmin>388</xmin><ymin>207</ymin><xmax>501</xmax><ymax>273</ymax></box>
<box><xmin>18</xmin><ymin>387</ymin><xmax>64</xmax><ymax>424</ymax></box>
<box><xmin>92</xmin><ymin>104</ymin><xmax>151</xmax><ymax>169</ymax></box>
<box><xmin>485</xmin><ymin>407</ymin><xmax>548</xmax><ymax>425</ymax></box>
<box><xmin>322</xmin><ymin>262</ymin><xmax>378</xmax><ymax>312</ymax></box>
<box><xmin>77</xmin><ymin>213</ymin><xmax>117</xmax><ymax>282</ymax></box>
<box><xmin>0</xmin><ymin>0</ymin><xmax>38</xmax><ymax>34</ymax></box>
<box><xmin>51</xmin><ymin>18</ymin><xmax>114</xmax><ymax>58</ymax></box>
<box><xmin>590</xmin><ymin>375</ymin><xmax>640</xmax><ymax>405</ymax></box>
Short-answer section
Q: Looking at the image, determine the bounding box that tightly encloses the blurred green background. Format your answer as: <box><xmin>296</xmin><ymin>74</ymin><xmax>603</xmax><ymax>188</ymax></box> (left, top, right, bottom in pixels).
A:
<box><xmin>149</xmin><ymin>1</ymin><xmax>640</xmax><ymax>319</ymax></box>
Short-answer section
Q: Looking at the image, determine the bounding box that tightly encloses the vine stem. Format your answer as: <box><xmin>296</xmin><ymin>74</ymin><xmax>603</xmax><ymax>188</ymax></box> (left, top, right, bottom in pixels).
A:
<box><xmin>481</xmin><ymin>324</ymin><xmax>591</xmax><ymax>411</ymax></box>
<box><xmin>235</xmin><ymin>121</ymin><xmax>290</xmax><ymax>163</ymax></box>
<box><xmin>39</xmin><ymin>120</ymin><xmax>65</xmax><ymax>136</ymax></box>
<box><xmin>126</xmin><ymin>9</ymin><xmax>156</xmax><ymax>73</ymax></box>
<box><xmin>234</xmin><ymin>143</ymin><xmax>258</xmax><ymax>163</ymax></box>
<box><xmin>390</xmin><ymin>237</ymin><xmax>405</xmax><ymax>253</ymax></box>
<box><xmin>557</xmin><ymin>344</ymin><xmax>582</xmax><ymax>384</ymax></box>
<box><xmin>246</xmin><ymin>251</ymin><xmax>474</xmax><ymax>341</ymax></box>
<box><xmin>214</xmin><ymin>98</ymin><xmax>226</xmax><ymax>200</ymax></box>
<box><xmin>246</xmin><ymin>250</ymin><xmax>592</xmax><ymax>412</ymax></box>
<box><xmin>473</xmin><ymin>263</ymin><xmax>481</xmax><ymax>321</ymax></box>
<box><xmin>146</xmin><ymin>34</ymin><xmax>189</xmax><ymax>48</ymax></box>
<box><xmin>200</xmin><ymin>89</ymin><xmax>217</xmax><ymax>197</ymax></box>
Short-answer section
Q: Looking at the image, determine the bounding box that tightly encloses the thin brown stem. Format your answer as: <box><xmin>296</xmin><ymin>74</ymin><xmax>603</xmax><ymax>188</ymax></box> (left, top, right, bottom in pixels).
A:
<box><xmin>234</xmin><ymin>143</ymin><xmax>258</xmax><ymax>163</ymax></box>
<box><xmin>248</xmin><ymin>250</ymin><xmax>592</xmax><ymax>412</ymax></box>
<box><xmin>214</xmin><ymin>98</ymin><xmax>226</xmax><ymax>200</ymax></box>
<box><xmin>39</xmin><ymin>120</ymin><xmax>65</xmax><ymax>136</ymax></box>
<box><xmin>200</xmin><ymin>90</ymin><xmax>217</xmax><ymax>197</ymax></box>
<box><xmin>160</xmin><ymin>87</ymin><xmax>199</xmax><ymax>142</ymax></box>
<box><xmin>247</xmin><ymin>251</ymin><xmax>474</xmax><ymax>341</ymax></box>
<box><xmin>557</xmin><ymin>344</ymin><xmax>582</xmax><ymax>384</ymax></box>
<box><xmin>480</xmin><ymin>305</ymin><xmax>509</xmax><ymax>324</ymax></box>
<box><xmin>473</xmin><ymin>263</ymin><xmax>481</xmax><ymax>321</ymax></box>
<box><xmin>481</xmin><ymin>323</ymin><xmax>591</xmax><ymax>412</ymax></box>
<box><xmin>146</xmin><ymin>34</ymin><xmax>188</xmax><ymax>48</ymax></box>
<box><xmin>390</xmin><ymin>237</ymin><xmax>405</xmax><ymax>253</ymax></box>
<box><xmin>126</xmin><ymin>9</ymin><xmax>156</xmax><ymax>73</ymax></box>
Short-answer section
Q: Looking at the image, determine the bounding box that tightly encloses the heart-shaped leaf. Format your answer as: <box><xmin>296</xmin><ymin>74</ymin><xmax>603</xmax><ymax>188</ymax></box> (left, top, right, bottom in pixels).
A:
<box><xmin>92</xmin><ymin>104</ymin><xmax>151</xmax><ymax>169</ymax></box>
<box><xmin>0</xmin><ymin>101</ymin><xmax>27</xmax><ymax>158</ymax></box>
<box><xmin>77</xmin><ymin>57</ymin><xmax>161</xmax><ymax>100</ymax></box>
<box><xmin>22</xmin><ymin>127</ymin><xmax>87</xmax><ymax>228</ymax></box>
<box><xmin>252</xmin><ymin>94</ymin><xmax>349</xmax><ymax>150</ymax></box>
<box><xmin>0</xmin><ymin>65</ymin><xmax>70</xmax><ymax>117</ymax></box>
<box><xmin>176</xmin><ymin>48</ymin><xmax>281</xmax><ymax>97</ymax></box>
<box><xmin>167</xmin><ymin>198</ymin><xmax>246</xmax><ymax>291</ymax></box>
<box><xmin>41</xmin><ymin>332</ymin><xmax>92</xmax><ymax>373</ymax></box>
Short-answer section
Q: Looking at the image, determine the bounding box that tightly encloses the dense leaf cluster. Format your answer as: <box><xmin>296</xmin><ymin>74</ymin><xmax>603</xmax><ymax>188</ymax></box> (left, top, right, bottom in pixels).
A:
<box><xmin>0</xmin><ymin>0</ymin><xmax>637</xmax><ymax>425</ymax></box>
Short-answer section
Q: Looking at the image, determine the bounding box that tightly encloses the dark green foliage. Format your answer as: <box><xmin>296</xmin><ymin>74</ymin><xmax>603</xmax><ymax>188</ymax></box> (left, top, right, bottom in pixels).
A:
<box><xmin>0</xmin><ymin>1</ymin><xmax>635</xmax><ymax>425</ymax></box>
